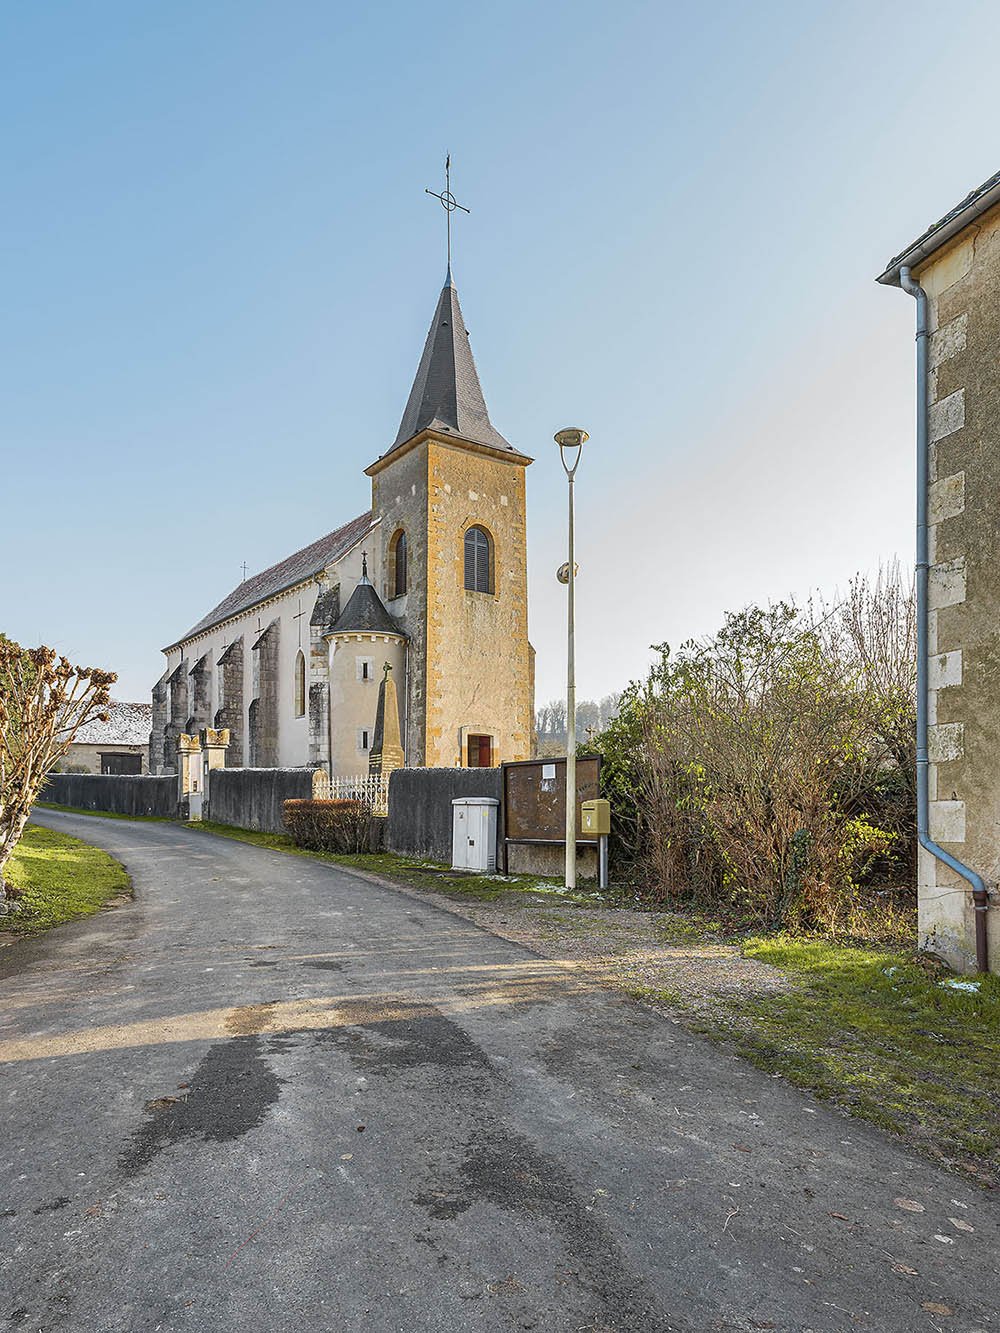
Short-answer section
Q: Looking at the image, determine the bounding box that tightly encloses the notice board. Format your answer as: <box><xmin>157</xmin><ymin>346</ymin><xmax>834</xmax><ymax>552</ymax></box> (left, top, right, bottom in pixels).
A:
<box><xmin>502</xmin><ymin>755</ymin><xmax>601</xmax><ymax>847</ymax></box>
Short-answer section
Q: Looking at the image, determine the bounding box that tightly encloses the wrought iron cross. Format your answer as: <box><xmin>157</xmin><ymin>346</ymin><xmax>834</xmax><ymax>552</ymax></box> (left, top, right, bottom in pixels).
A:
<box><xmin>425</xmin><ymin>154</ymin><xmax>469</xmax><ymax>271</ymax></box>
<box><xmin>241</xmin><ymin>561</ymin><xmax>249</xmax><ymax>581</ymax></box>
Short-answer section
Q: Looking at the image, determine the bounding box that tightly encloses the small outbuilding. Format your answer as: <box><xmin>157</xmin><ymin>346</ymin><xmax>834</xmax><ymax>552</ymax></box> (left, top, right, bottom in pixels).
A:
<box><xmin>57</xmin><ymin>701</ymin><xmax>153</xmax><ymax>775</ymax></box>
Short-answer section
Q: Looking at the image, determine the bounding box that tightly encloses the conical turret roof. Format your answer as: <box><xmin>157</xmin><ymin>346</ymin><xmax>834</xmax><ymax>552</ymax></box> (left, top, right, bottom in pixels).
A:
<box><xmin>328</xmin><ymin>569</ymin><xmax>406</xmax><ymax>638</ymax></box>
<box><xmin>387</xmin><ymin>273</ymin><xmax>512</xmax><ymax>455</ymax></box>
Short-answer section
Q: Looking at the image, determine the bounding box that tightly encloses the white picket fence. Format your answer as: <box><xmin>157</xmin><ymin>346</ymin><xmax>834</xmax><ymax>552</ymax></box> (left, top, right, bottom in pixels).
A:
<box><xmin>327</xmin><ymin>772</ymin><xmax>390</xmax><ymax>817</ymax></box>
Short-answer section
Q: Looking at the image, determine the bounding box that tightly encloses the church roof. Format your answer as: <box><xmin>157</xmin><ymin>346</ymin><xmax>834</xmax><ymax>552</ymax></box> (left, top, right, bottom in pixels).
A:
<box><xmin>328</xmin><ymin>572</ymin><xmax>406</xmax><ymax>638</ymax></box>
<box><xmin>384</xmin><ymin>273</ymin><xmax>513</xmax><ymax>456</ymax></box>
<box><xmin>170</xmin><ymin>510</ymin><xmax>374</xmax><ymax>647</ymax></box>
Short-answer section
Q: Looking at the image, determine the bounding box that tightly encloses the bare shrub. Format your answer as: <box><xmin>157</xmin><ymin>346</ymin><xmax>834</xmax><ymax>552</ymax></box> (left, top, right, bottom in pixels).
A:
<box><xmin>0</xmin><ymin>639</ymin><xmax>116</xmax><ymax>909</ymax></box>
<box><xmin>596</xmin><ymin>569</ymin><xmax>916</xmax><ymax>936</ymax></box>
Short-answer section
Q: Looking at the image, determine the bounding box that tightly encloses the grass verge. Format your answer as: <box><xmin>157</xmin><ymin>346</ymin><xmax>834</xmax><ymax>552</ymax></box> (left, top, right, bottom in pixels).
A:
<box><xmin>3</xmin><ymin>824</ymin><xmax>132</xmax><ymax>937</ymax></box>
<box><xmin>627</xmin><ymin>936</ymin><xmax>1000</xmax><ymax>1185</ymax></box>
<box><xmin>189</xmin><ymin>819</ymin><xmax>599</xmax><ymax>904</ymax></box>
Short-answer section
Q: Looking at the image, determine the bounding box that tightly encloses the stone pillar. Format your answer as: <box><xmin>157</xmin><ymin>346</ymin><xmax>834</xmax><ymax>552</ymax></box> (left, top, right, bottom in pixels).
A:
<box><xmin>309</xmin><ymin>584</ymin><xmax>338</xmax><ymax>773</ymax></box>
<box><xmin>312</xmin><ymin>768</ymin><xmax>331</xmax><ymax>799</ymax></box>
<box><xmin>199</xmin><ymin>727</ymin><xmax>229</xmax><ymax>821</ymax></box>
<box><xmin>249</xmin><ymin>620</ymin><xmax>280</xmax><ymax>767</ymax></box>
<box><xmin>215</xmin><ymin>638</ymin><xmax>244</xmax><ymax>765</ymax></box>
<box><xmin>151</xmin><ymin>670</ymin><xmax>169</xmax><ymax>773</ymax></box>
<box><xmin>176</xmin><ymin>733</ymin><xmax>203</xmax><ymax>821</ymax></box>
<box><xmin>164</xmin><ymin>660</ymin><xmax>189</xmax><ymax>774</ymax></box>
<box><xmin>369</xmin><ymin>663</ymin><xmax>405</xmax><ymax>777</ymax></box>
<box><xmin>188</xmin><ymin>653</ymin><xmax>212</xmax><ymax>734</ymax></box>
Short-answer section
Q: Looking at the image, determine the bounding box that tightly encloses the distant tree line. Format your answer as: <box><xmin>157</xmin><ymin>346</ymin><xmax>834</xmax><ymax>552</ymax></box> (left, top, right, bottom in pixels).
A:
<box><xmin>534</xmin><ymin>694</ymin><xmax>622</xmax><ymax>757</ymax></box>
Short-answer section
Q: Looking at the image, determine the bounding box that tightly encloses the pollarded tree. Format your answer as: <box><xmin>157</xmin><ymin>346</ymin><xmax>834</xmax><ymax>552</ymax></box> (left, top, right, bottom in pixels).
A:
<box><xmin>0</xmin><ymin>639</ymin><xmax>116</xmax><ymax>911</ymax></box>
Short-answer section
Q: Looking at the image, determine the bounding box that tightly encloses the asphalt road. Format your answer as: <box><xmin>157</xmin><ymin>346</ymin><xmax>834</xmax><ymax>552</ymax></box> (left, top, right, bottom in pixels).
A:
<box><xmin>1</xmin><ymin>810</ymin><xmax>997</xmax><ymax>1333</ymax></box>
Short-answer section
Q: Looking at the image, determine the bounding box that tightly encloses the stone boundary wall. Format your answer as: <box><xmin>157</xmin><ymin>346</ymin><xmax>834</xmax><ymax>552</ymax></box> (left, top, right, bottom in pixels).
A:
<box><xmin>41</xmin><ymin>773</ymin><xmax>176</xmax><ymax>818</ymax></box>
<box><xmin>386</xmin><ymin>767</ymin><xmax>502</xmax><ymax>863</ymax></box>
<box><xmin>207</xmin><ymin>767</ymin><xmax>313</xmax><ymax>835</ymax></box>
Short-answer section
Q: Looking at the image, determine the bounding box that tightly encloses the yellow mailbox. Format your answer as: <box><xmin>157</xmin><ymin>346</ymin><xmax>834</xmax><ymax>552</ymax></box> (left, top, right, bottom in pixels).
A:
<box><xmin>581</xmin><ymin>798</ymin><xmax>611</xmax><ymax>837</ymax></box>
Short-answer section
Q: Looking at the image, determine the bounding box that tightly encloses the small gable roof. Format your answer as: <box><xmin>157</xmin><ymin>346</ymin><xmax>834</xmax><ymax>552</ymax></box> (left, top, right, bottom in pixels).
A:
<box><xmin>168</xmin><ymin>511</ymin><xmax>374</xmax><ymax>648</ymax></box>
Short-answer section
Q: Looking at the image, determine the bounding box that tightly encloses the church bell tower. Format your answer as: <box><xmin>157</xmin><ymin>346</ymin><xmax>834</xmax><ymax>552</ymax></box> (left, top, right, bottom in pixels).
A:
<box><xmin>365</xmin><ymin>269</ymin><xmax>534</xmax><ymax>768</ymax></box>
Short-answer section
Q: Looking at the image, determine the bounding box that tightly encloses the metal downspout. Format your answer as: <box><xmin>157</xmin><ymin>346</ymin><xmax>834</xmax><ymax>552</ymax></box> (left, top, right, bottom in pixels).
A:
<box><xmin>899</xmin><ymin>264</ymin><xmax>989</xmax><ymax>972</ymax></box>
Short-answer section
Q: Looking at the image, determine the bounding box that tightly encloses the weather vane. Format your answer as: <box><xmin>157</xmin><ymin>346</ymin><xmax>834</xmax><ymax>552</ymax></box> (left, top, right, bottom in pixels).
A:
<box><xmin>425</xmin><ymin>154</ymin><xmax>469</xmax><ymax>272</ymax></box>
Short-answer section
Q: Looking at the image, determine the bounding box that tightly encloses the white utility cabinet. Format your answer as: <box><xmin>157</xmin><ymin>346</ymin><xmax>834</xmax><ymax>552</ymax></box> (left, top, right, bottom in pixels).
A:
<box><xmin>451</xmin><ymin>796</ymin><xmax>499</xmax><ymax>872</ymax></box>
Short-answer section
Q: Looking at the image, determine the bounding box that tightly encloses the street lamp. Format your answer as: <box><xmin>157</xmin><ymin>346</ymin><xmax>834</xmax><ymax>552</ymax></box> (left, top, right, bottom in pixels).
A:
<box><xmin>555</xmin><ymin>426</ymin><xmax>588</xmax><ymax>889</ymax></box>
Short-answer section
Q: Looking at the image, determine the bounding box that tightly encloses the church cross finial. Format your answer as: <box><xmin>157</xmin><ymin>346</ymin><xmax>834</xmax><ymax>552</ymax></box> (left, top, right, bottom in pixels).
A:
<box><xmin>361</xmin><ymin>551</ymin><xmax>368</xmax><ymax>579</ymax></box>
<box><xmin>425</xmin><ymin>154</ymin><xmax>469</xmax><ymax>275</ymax></box>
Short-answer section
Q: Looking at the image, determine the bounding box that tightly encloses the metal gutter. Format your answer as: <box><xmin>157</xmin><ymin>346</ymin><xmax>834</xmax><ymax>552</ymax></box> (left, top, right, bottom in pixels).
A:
<box><xmin>898</xmin><ymin>264</ymin><xmax>989</xmax><ymax>971</ymax></box>
<box><xmin>878</xmin><ymin>172</ymin><xmax>1000</xmax><ymax>286</ymax></box>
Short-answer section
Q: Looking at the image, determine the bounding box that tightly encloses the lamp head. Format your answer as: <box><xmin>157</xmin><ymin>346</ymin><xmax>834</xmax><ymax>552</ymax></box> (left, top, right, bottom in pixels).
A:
<box><xmin>555</xmin><ymin>426</ymin><xmax>588</xmax><ymax>477</ymax></box>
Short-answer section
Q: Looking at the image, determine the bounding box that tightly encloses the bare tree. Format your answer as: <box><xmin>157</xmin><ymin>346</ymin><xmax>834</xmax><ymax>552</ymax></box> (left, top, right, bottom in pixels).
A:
<box><xmin>0</xmin><ymin>640</ymin><xmax>116</xmax><ymax>910</ymax></box>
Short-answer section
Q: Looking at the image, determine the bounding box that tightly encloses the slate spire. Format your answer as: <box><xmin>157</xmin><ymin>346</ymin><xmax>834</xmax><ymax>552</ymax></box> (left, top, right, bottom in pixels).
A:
<box><xmin>390</xmin><ymin>275</ymin><xmax>512</xmax><ymax>454</ymax></box>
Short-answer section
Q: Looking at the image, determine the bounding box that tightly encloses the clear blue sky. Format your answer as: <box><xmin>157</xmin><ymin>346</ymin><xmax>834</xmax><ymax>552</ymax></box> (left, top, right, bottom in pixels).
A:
<box><xmin>3</xmin><ymin>0</ymin><xmax>999</xmax><ymax>708</ymax></box>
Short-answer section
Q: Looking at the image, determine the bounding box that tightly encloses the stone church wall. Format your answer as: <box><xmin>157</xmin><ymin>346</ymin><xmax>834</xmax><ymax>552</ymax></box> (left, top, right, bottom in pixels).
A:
<box><xmin>914</xmin><ymin>204</ymin><xmax>1000</xmax><ymax>971</ymax></box>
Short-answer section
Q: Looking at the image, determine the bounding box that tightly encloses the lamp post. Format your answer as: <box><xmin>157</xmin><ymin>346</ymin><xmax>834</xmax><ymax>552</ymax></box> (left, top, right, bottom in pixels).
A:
<box><xmin>555</xmin><ymin>427</ymin><xmax>588</xmax><ymax>889</ymax></box>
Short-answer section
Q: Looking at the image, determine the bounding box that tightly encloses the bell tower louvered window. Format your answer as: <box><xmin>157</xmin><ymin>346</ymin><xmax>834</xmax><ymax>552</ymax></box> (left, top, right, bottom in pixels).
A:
<box><xmin>464</xmin><ymin>526</ymin><xmax>492</xmax><ymax>594</ymax></box>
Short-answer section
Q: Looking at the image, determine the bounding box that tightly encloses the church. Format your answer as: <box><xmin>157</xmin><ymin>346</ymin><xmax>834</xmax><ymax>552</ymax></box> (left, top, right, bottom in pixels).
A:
<box><xmin>151</xmin><ymin>266</ymin><xmax>535</xmax><ymax>777</ymax></box>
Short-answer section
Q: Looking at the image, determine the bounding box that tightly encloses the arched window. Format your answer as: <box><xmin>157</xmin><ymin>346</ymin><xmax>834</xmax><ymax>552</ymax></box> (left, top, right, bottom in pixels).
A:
<box><xmin>389</xmin><ymin>529</ymin><xmax>407</xmax><ymax>598</ymax></box>
<box><xmin>464</xmin><ymin>525</ymin><xmax>493</xmax><ymax>593</ymax></box>
<box><xmin>294</xmin><ymin>650</ymin><xmax>306</xmax><ymax>717</ymax></box>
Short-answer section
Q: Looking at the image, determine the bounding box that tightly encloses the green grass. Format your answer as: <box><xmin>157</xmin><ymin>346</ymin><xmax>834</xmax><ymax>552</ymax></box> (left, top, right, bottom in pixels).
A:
<box><xmin>4</xmin><ymin>824</ymin><xmax>132</xmax><ymax>936</ymax></box>
<box><xmin>188</xmin><ymin>819</ymin><xmax>604</xmax><ymax>904</ymax></box>
<box><xmin>628</xmin><ymin>936</ymin><xmax>1000</xmax><ymax>1184</ymax></box>
<box><xmin>35</xmin><ymin>802</ymin><xmax>171</xmax><ymax>822</ymax></box>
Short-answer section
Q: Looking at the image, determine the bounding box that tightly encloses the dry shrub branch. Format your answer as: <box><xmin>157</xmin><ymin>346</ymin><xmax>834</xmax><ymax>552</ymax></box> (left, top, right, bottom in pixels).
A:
<box><xmin>0</xmin><ymin>637</ymin><xmax>116</xmax><ymax>910</ymax></box>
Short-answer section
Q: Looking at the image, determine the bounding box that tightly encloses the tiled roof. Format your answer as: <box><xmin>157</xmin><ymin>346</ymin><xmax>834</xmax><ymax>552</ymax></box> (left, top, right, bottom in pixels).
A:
<box><xmin>170</xmin><ymin>511</ymin><xmax>374</xmax><ymax>647</ymax></box>
<box><xmin>878</xmin><ymin>168</ymin><xmax>1000</xmax><ymax>283</ymax></box>
<box><xmin>384</xmin><ymin>274</ymin><xmax>513</xmax><ymax>456</ymax></box>
<box><xmin>72</xmin><ymin>701</ymin><xmax>152</xmax><ymax>746</ymax></box>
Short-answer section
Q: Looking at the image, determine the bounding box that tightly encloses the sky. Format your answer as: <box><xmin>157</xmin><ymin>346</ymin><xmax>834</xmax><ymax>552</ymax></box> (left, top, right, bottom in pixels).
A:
<box><xmin>3</xmin><ymin>0</ymin><xmax>1000</xmax><ymax>710</ymax></box>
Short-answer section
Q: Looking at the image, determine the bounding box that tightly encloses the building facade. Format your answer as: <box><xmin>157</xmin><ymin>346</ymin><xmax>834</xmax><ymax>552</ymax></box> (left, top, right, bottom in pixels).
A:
<box><xmin>880</xmin><ymin>169</ymin><xmax>1000</xmax><ymax>972</ymax></box>
<box><xmin>152</xmin><ymin>271</ymin><xmax>534</xmax><ymax>777</ymax></box>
